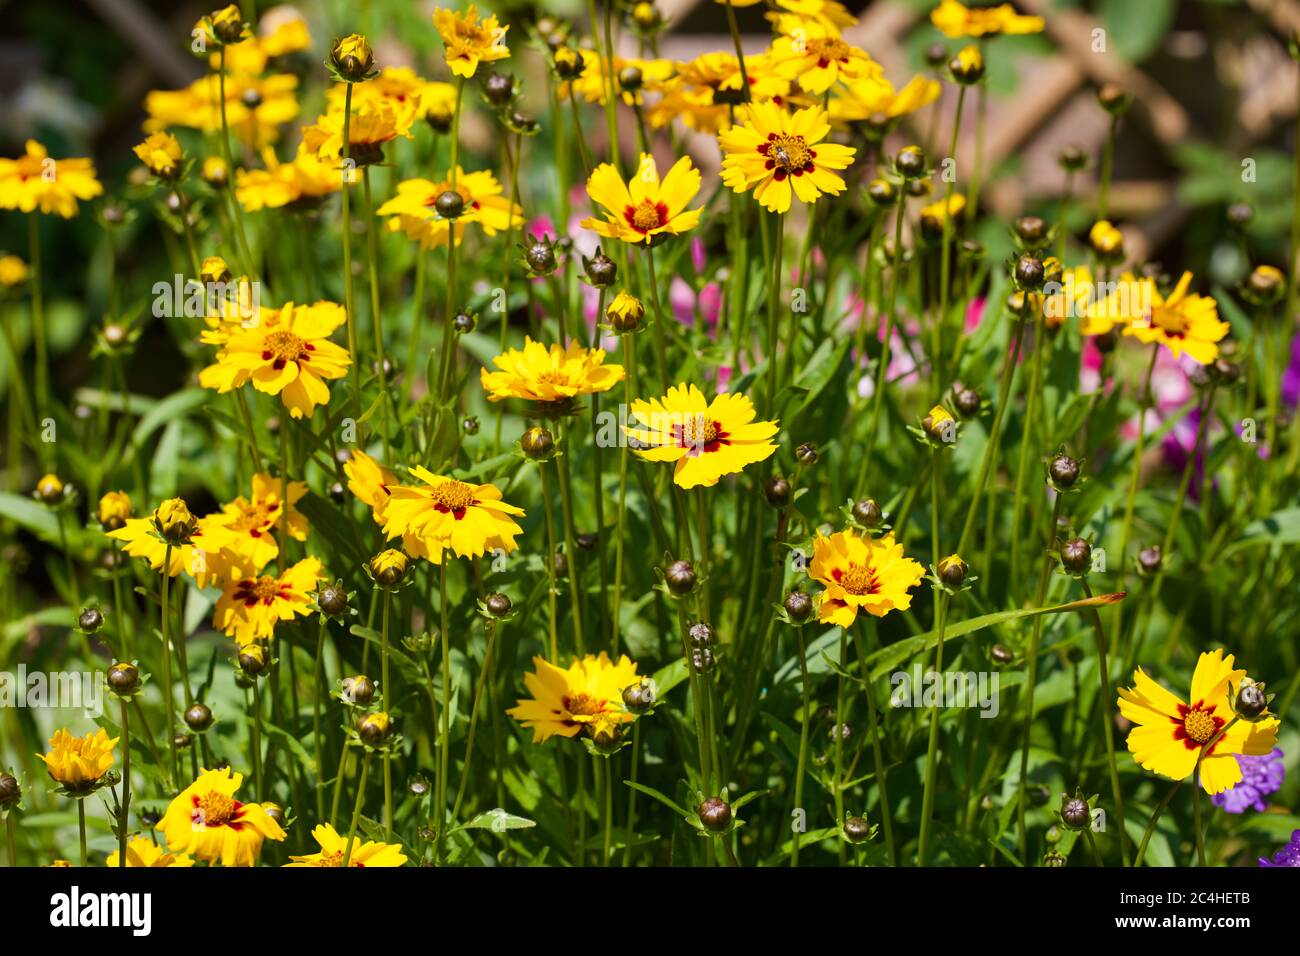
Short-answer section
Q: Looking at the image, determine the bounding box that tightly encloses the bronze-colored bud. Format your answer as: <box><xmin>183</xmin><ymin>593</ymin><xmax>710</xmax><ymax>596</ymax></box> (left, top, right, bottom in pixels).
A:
<box><xmin>698</xmin><ymin>796</ymin><xmax>732</xmax><ymax>832</ymax></box>
<box><xmin>622</xmin><ymin>679</ymin><xmax>656</xmax><ymax>714</ymax></box>
<box><xmin>317</xmin><ymin>582</ymin><xmax>349</xmax><ymax>618</ymax></box>
<box><xmin>852</xmin><ymin>498</ymin><xmax>883</xmax><ymax>528</ymax></box>
<box><xmin>1060</xmin><ymin>538</ymin><xmax>1091</xmax><ymax>574</ymax></box>
<box><xmin>77</xmin><ymin>607</ymin><xmax>105</xmax><ymax>634</ymax></box>
<box><xmin>434</xmin><ymin>190</ymin><xmax>465</xmax><ymax>219</ymax></box>
<box><xmin>954</xmin><ymin>387</ymin><xmax>980</xmax><ymax>418</ymax></box>
<box><xmin>0</xmin><ymin>772</ymin><xmax>19</xmax><ymax>809</ymax></box>
<box><xmin>184</xmin><ymin>703</ymin><xmax>214</xmax><ymax>732</ymax></box>
<box><xmin>894</xmin><ymin>146</ymin><xmax>926</xmax><ymax>179</ymax></box>
<box><xmin>1015</xmin><ymin>255</ymin><xmax>1045</xmax><ymax>291</ymax></box>
<box><xmin>991</xmin><ymin>644</ymin><xmax>1014</xmax><ymax>664</ymax></box>
<box><xmin>1015</xmin><ymin>216</ymin><xmax>1048</xmax><ymax>246</ymax></box>
<box><xmin>483</xmin><ymin>72</ymin><xmax>515</xmax><ymax>106</ymax></box>
<box><xmin>344</xmin><ymin>675</ymin><xmax>375</xmax><ymax>706</ymax></box>
<box><xmin>843</xmin><ymin>815</ymin><xmax>872</xmax><ymax>844</ymax></box>
<box><xmin>764</xmin><ymin>476</ymin><xmax>791</xmax><ymax>508</ymax></box>
<box><xmin>485</xmin><ymin>592</ymin><xmax>513</xmax><ymax>618</ymax></box>
<box><xmin>866</xmin><ymin>178</ymin><xmax>897</xmax><ymax>207</ymax></box>
<box><xmin>664</xmin><ymin>559</ymin><xmax>697</xmax><ymax>595</ymax></box>
<box><xmin>783</xmin><ymin>590</ymin><xmax>814</xmax><ymax>624</ymax></box>
<box><xmin>796</xmin><ymin>442</ymin><xmax>818</xmax><ymax>465</ymax></box>
<box><xmin>357</xmin><ymin>711</ymin><xmax>393</xmax><ymax>746</ymax></box>
<box><xmin>1097</xmin><ymin>83</ymin><xmax>1133</xmax><ymax>116</ymax></box>
<box><xmin>107</xmin><ymin>662</ymin><xmax>140</xmax><ymax>695</ymax></box>
<box><xmin>1049</xmin><ymin>453</ymin><xmax>1080</xmax><ymax>487</ymax></box>
<box><xmin>520</xmin><ymin>426</ymin><xmax>555</xmax><ymax>460</ymax></box>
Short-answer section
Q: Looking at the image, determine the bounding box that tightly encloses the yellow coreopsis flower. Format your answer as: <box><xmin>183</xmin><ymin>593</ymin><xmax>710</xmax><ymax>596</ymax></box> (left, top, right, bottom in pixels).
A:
<box><xmin>764</xmin><ymin>0</ymin><xmax>858</xmax><ymax>36</ymax></box>
<box><xmin>645</xmin><ymin>53</ymin><xmax>791</xmax><ymax>134</ymax></box>
<box><xmin>302</xmin><ymin>90</ymin><xmax>418</xmax><ymax>163</ymax></box>
<box><xmin>144</xmin><ymin>73</ymin><xmax>300</xmax><ymax>148</ymax></box>
<box><xmin>1040</xmin><ymin>264</ymin><xmax>1094</xmax><ymax>330</ymax></box>
<box><xmin>507</xmin><ymin>652</ymin><xmax>640</xmax><ymax>744</ymax></box>
<box><xmin>563</xmin><ymin>50</ymin><xmax>674</xmax><ymax>106</ymax></box>
<box><xmin>930</xmin><ymin>0</ymin><xmax>1044</xmax><ymax>38</ymax></box>
<box><xmin>209</xmin><ymin>472</ymin><xmax>309</xmax><ymax>573</ymax></box>
<box><xmin>434</xmin><ymin>5</ymin><xmax>510</xmax><ymax>78</ymax></box>
<box><xmin>157</xmin><ymin>767</ymin><xmax>286</xmax><ymax>867</ymax></box>
<box><xmin>769</xmin><ymin>25</ymin><xmax>881</xmax><ymax>95</ymax></box>
<box><xmin>480</xmin><ymin>338</ymin><xmax>626</xmax><ymax>405</ymax></box>
<box><xmin>381</xmin><ymin>469</ymin><xmax>525</xmax><ymax>564</ymax></box>
<box><xmin>719</xmin><ymin>102</ymin><xmax>856</xmax><ymax>213</ymax></box>
<box><xmin>37</xmin><ymin>728</ymin><xmax>117</xmax><ymax>794</ymax></box>
<box><xmin>920</xmin><ymin>193</ymin><xmax>966</xmax><ymax>235</ymax></box>
<box><xmin>0</xmin><ymin>254</ymin><xmax>28</xmax><ymax>286</ymax></box>
<box><xmin>809</xmin><ymin>530</ymin><xmax>926</xmax><ymax>626</ymax></box>
<box><xmin>582</xmin><ymin>153</ymin><xmax>703</xmax><ymax>245</ymax></box>
<box><xmin>625</xmin><ymin>383</ymin><xmax>779</xmax><ymax>489</ymax></box>
<box><xmin>198</xmin><ymin>300</ymin><xmax>352</xmax><ymax>419</ymax></box>
<box><xmin>106</xmin><ymin>837</ymin><xmax>195</xmax><ymax>868</ymax></box>
<box><xmin>1118</xmin><ymin>649</ymin><xmax>1280</xmax><ymax>794</ymax></box>
<box><xmin>285</xmin><ymin>823</ymin><xmax>408</xmax><ymax>867</ymax></box>
<box><xmin>1122</xmin><ymin>272</ymin><xmax>1230</xmax><ymax>364</ymax></box>
<box><xmin>345</xmin><ymin>449</ymin><xmax>399</xmax><ymax>522</ymax></box>
<box><xmin>107</xmin><ymin>511</ymin><xmax>244</xmax><ymax>588</ymax></box>
<box><xmin>133</xmin><ymin>132</ymin><xmax>183</xmax><ymax>179</ymax></box>
<box><xmin>377</xmin><ymin>168</ymin><xmax>523</xmax><ymax>249</ymax></box>
<box><xmin>829</xmin><ymin>74</ymin><xmax>942</xmax><ymax>127</ymax></box>
<box><xmin>0</xmin><ymin>140</ymin><xmax>103</xmax><ymax>218</ymax></box>
<box><xmin>212</xmin><ymin>555</ymin><xmax>323</xmax><ymax>646</ymax></box>
<box><xmin>236</xmin><ymin>144</ymin><xmax>340</xmax><ymax>212</ymax></box>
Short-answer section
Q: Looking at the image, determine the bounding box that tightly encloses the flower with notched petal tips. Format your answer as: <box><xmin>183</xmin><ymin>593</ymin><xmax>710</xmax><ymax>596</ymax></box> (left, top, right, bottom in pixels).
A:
<box><xmin>809</xmin><ymin>529</ymin><xmax>925</xmax><ymax>626</ymax></box>
<box><xmin>133</xmin><ymin>132</ymin><xmax>184</xmax><ymax>180</ymax></box>
<box><xmin>378</xmin><ymin>169</ymin><xmax>523</xmax><ymax>250</ymax></box>
<box><xmin>507</xmin><ymin>653</ymin><xmax>640</xmax><ymax>744</ymax></box>
<box><xmin>106</xmin><ymin>836</ymin><xmax>194</xmax><ymax>868</ymax></box>
<box><xmin>37</xmin><ymin>728</ymin><xmax>117</xmax><ymax>795</ymax></box>
<box><xmin>719</xmin><ymin>103</ymin><xmax>856</xmax><ymax>213</ymax></box>
<box><xmin>0</xmin><ymin>141</ymin><xmax>102</xmax><ymax>218</ymax></box>
<box><xmin>212</xmin><ymin>556</ymin><xmax>322</xmax><ymax>646</ymax></box>
<box><xmin>434</xmin><ymin>5</ymin><xmax>510</xmax><ymax>79</ymax></box>
<box><xmin>1117</xmin><ymin>649</ymin><xmax>1279</xmax><ymax>794</ymax></box>
<box><xmin>285</xmin><ymin>823</ymin><xmax>407</xmax><ymax>867</ymax></box>
<box><xmin>480</xmin><ymin>338</ymin><xmax>625</xmax><ymax>405</ymax></box>
<box><xmin>156</xmin><ymin>767</ymin><xmax>285</xmax><ymax>867</ymax></box>
<box><xmin>582</xmin><ymin>152</ymin><xmax>702</xmax><ymax>246</ymax></box>
<box><xmin>382</xmin><ymin>470</ymin><xmax>525</xmax><ymax>564</ymax></box>
<box><xmin>930</xmin><ymin>0</ymin><xmax>1044</xmax><ymax>38</ymax></box>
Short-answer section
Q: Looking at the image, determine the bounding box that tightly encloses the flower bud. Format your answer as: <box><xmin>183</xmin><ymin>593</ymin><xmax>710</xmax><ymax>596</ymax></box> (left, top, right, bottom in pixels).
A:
<box><xmin>1060</xmin><ymin>538</ymin><xmax>1092</xmax><ymax>574</ymax></box>
<box><xmin>949</xmin><ymin>45</ymin><xmax>985</xmax><ymax>84</ymax></box>
<box><xmin>77</xmin><ymin>607</ymin><xmax>105</xmax><ymax>634</ymax></box>
<box><xmin>1060</xmin><ymin>793</ymin><xmax>1090</xmax><ymax>831</ymax></box>
<box><xmin>894</xmin><ymin>145</ymin><xmax>926</xmax><ymax>180</ymax></box>
<box><xmin>35</xmin><ymin>473</ymin><xmax>64</xmax><ymax>505</ymax></box>
<box><xmin>483</xmin><ymin>72</ymin><xmax>515</xmax><ymax>107</ymax></box>
<box><xmin>618</xmin><ymin>66</ymin><xmax>643</xmax><ymax>93</ymax></box>
<box><xmin>925</xmin><ymin>42</ymin><xmax>949</xmax><ymax>69</ymax></box>
<box><xmin>1226</xmin><ymin>202</ymin><xmax>1254</xmax><ymax>227</ymax></box>
<box><xmin>796</xmin><ymin>442</ymin><xmax>818</xmax><ymax>465</ymax></box>
<box><xmin>485</xmin><ymin>592</ymin><xmax>513</xmax><ymax>618</ymax></box>
<box><xmin>866</xmin><ymin>177</ymin><xmax>897</xmax><ymax>207</ymax></box>
<box><xmin>1014</xmin><ymin>254</ymin><xmax>1045</xmax><ymax>291</ymax></box>
<box><xmin>1137</xmin><ymin>545</ymin><xmax>1162</xmax><ymax>575</ymax></box>
<box><xmin>1014</xmin><ymin>216</ymin><xmax>1048</xmax><ymax>247</ymax></box>
<box><xmin>691</xmin><ymin>647</ymin><xmax>715</xmax><ymax>674</ymax></box>
<box><xmin>343</xmin><ymin>675</ymin><xmax>375</xmax><ymax>706</ymax></box>
<box><xmin>317</xmin><ymin>580</ymin><xmax>350</xmax><ymax>618</ymax></box>
<box><xmin>0</xmin><ymin>772</ymin><xmax>19</xmax><ymax>810</ymax></box>
<box><xmin>1245</xmin><ymin>265</ymin><xmax>1284</xmax><ymax>306</ymax></box>
<box><xmin>953</xmin><ymin>387</ymin><xmax>980</xmax><ymax>418</ymax></box>
<box><xmin>184</xmin><ymin>702</ymin><xmax>214</xmax><ymax>732</ymax></box>
<box><xmin>435</xmin><ymin>190</ymin><xmax>466</xmax><ymax>219</ymax></box>
<box><xmin>1058</xmin><ymin>145</ymin><xmax>1087</xmax><ymax>172</ymax></box>
<box><xmin>154</xmin><ymin>498</ymin><xmax>197</xmax><ymax>544</ymax></box>
<box><xmin>357</xmin><ymin>711</ymin><xmax>393</xmax><ymax>746</ymax></box>
<box><xmin>688</xmin><ymin>621</ymin><xmax>716</xmax><ymax>648</ymax></box>
<box><xmin>524</xmin><ymin>235</ymin><xmax>558</xmax><ymax>277</ymax></box>
<box><xmin>202</xmin><ymin>156</ymin><xmax>228</xmax><ymax>188</ymax></box>
<box><xmin>764</xmin><ymin>476</ymin><xmax>791</xmax><ymax>508</ymax></box>
<box><xmin>783</xmin><ymin>590</ymin><xmax>814</xmax><ymax>624</ymax></box>
<box><xmin>584</xmin><ymin>248</ymin><xmax>618</xmax><ymax>288</ymax></box>
<box><xmin>843</xmin><ymin>815</ymin><xmax>872</xmax><ymax>844</ymax></box>
<box><xmin>697</xmin><ymin>796</ymin><xmax>732</xmax><ymax>832</ymax></box>
<box><xmin>1234</xmin><ymin>679</ymin><xmax>1269</xmax><ymax>720</ymax></box>
<box><xmin>239</xmin><ymin>643</ymin><xmax>268</xmax><ymax>676</ymax></box>
<box><xmin>369</xmin><ymin>549</ymin><xmax>408</xmax><ymax>587</ymax></box>
<box><xmin>1097</xmin><ymin>83</ymin><xmax>1132</xmax><ymax>116</ymax></box>
<box><xmin>922</xmin><ymin>405</ymin><xmax>956</xmax><ymax>443</ymax></box>
<box><xmin>936</xmin><ymin>554</ymin><xmax>968</xmax><ymax>588</ymax></box>
<box><xmin>330</xmin><ymin>33</ymin><xmax>375</xmax><ymax>82</ymax></box>
<box><xmin>622</xmin><ymin>679</ymin><xmax>656</xmax><ymax>714</ymax></box>
<box><xmin>107</xmin><ymin>662</ymin><xmax>140</xmax><ymax>695</ymax></box>
<box><xmin>1089</xmin><ymin>220</ymin><xmax>1125</xmax><ymax>261</ymax></box>
<box><xmin>262</xmin><ymin>802</ymin><xmax>285</xmax><ymax>827</ymax></box>
<box><xmin>852</xmin><ymin>498</ymin><xmax>883</xmax><ymax>528</ymax></box>
<box><xmin>520</xmin><ymin>425</ymin><xmax>555</xmax><ymax>460</ymax></box>
<box><xmin>606</xmin><ymin>290</ymin><xmax>644</xmax><ymax>332</ymax></box>
<box><xmin>664</xmin><ymin>559</ymin><xmax>697</xmax><ymax>596</ymax></box>
<box><xmin>208</xmin><ymin>4</ymin><xmax>247</xmax><ymax>44</ymax></box>
<box><xmin>553</xmin><ymin>45</ymin><xmax>586</xmax><ymax>80</ymax></box>
<box><xmin>1049</xmin><ymin>453</ymin><xmax>1080</xmax><ymax>488</ymax></box>
<box><xmin>991</xmin><ymin>644</ymin><xmax>1014</xmax><ymax>665</ymax></box>
<box><xmin>453</xmin><ymin>311</ymin><xmax>476</xmax><ymax>335</ymax></box>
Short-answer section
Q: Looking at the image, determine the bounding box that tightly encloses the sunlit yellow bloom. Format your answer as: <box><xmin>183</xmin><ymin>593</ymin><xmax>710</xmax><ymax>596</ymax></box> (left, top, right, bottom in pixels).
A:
<box><xmin>930</xmin><ymin>0</ymin><xmax>1044</xmax><ymax>38</ymax></box>
<box><xmin>625</xmin><ymin>383</ymin><xmax>779</xmax><ymax>489</ymax></box>
<box><xmin>213</xmin><ymin>556</ymin><xmax>322</xmax><ymax>646</ymax></box>
<box><xmin>144</xmin><ymin>73</ymin><xmax>300</xmax><ymax>148</ymax></box>
<box><xmin>1089</xmin><ymin>271</ymin><xmax>1228</xmax><ymax>364</ymax></box>
<box><xmin>236</xmin><ymin>144</ymin><xmax>340</xmax><ymax>212</ymax></box>
<box><xmin>37</xmin><ymin>728</ymin><xmax>117</xmax><ymax>793</ymax></box>
<box><xmin>582</xmin><ymin>152</ymin><xmax>702</xmax><ymax>245</ymax></box>
<box><xmin>345</xmin><ymin>449</ymin><xmax>398</xmax><ymax>521</ymax></box>
<box><xmin>259</xmin><ymin>14</ymin><xmax>311</xmax><ymax>58</ymax></box>
<box><xmin>199</xmin><ymin>300</ymin><xmax>352</xmax><ymax>419</ymax></box>
<box><xmin>377</xmin><ymin>168</ymin><xmax>522</xmax><ymax>249</ymax></box>
<box><xmin>133</xmin><ymin>132</ymin><xmax>183</xmax><ymax>178</ymax></box>
<box><xmin>480</xmin><ymin>338</ymin><xmax>625</xmax><ymax>404</ymax></box>
<box><xmin>507</xmin><ymin>653</ymin><xmax>640</xmax><ymax>744</ymax></box>
<box><xmin>285</xmin><ymin>823</ymin><xmax>408</xmax><ymax>867</ymax></box>
<box><xmin>829</xmin><ymin>74</ymin><xmax>941</xmax><ymax>126</ymax></box>
<box><xmin>606</xmin><ymin>290</ymin><xmax>645</xmax><ymax>331</ymax></box>
<box><xmin>302</xmin><ymin>88</ymin><xmax>419</xmax><ymax>163</ymax></box>
<box><xmin>810</xmin><ymin>530</ymin><xmax>925</xmax><ymax>626</ymax></box>
<box><xmin>645</xmin><ymin>53</ymin><xmax>791</xmax><ymax>134</ymax></box>
<box><xmin>106</xmin><ymin>837</ymin><xmax>194</xmax><ymax>868</ymax></box>
<box><xmin>1040</xmin><ymin>265</ymin><xmax>1094</xmax><ymax>331</ymax></box>
<box><xmin>719</xmin><ymin>102</ymin><xmax>856</xmax><ymax>213</ymax></box>
<box><xmin>1089</xmin><ymin>219</ymin><xmax>1125</xmax><ymax>260</ymax></box>
<box><xmin>766</xmin><ymin>0</ymin><xmax>859</xmax><ymax>36</ymax></box>
<box><xmin>157</xmin><ymin>767</ymin><xmax>286</xmax><ymax>867</ymax></box>
<box><xmin>1118</xmin><ymin>649</ymin><xmax>1280</xmax><ymax>794</ymax></box>
<box><xmin>0</xmin><ymin>254</ymin><xmax>28</xmax><ymax>286</ymax></box>
<box><xmin>434</xmin><ymin>5</ymin><xmax>510</xmax><ymax>78</ymax></box>
<box><xmin>770</xmin><ymin>25</ymin><xmax>880</xmax><ymax>95</ymax></box>
<box><xmin>108</xmin><ymin>510</ymin><xmax>245</xmax><ymax>588</ymax></box>
<box><xmin>0</xmin><ymin>140</ymin><xmax>102</xmax><ymax>218</ymax></box>
<box><xmin>382</xmin><ymin>468</ymin><xmax>525</xmax><ymax>564</ymax></box>
<box><xmin>209</xmin><ymin>472</ymin><xmax>309</xmax><ymax>573</ymax></box>
<box><xmin>920</xmin><ymin>193</ymin><xmax>966</xmax><ymax>234</ymax></box>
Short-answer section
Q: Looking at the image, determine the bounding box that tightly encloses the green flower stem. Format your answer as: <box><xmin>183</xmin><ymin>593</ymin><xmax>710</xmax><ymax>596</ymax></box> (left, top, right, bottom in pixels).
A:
<box><xmin>568</xmin><ymin>89</ymin><xmax>593</xmax><ymax>181</ymax></box>
<box><xmin>643</xmin><ymin>245</ymin><xmax>671</xmax><ymax>390</ymax></box>
<box><xmin>160</xmin><ymin>543</ymin><xmax>179</xmax><ymax>783</ymax></box>
<box><xmin>1084</xmin><ymin>826</ymin><xmax>1105</xmax><ymax>867</ymax></box>
<box><xmin>764</xmin><ymin>212</ymin><xmax>786</xmax><ymax>412</ymax></box>
<box><xmin>858</xmin><ymin>197</ymin><xmax>906</xmax><ymax>495</ymax></box>
<box><xmin>1080</xmin><ymin>577</ymin><xmax>1129</xmax><ymax>866</ymax></box>
<box><xmin>854</xmin><ymin>621</ymin><xmax>896</xmax><ymax>865</ymax></box>
<box><xmin>611</xmin><ymin>333</ymin><xmax>637</xmax><ymax>655</ymax></box>
<box><xmin>312</xmin><ymin>616</ymin><xmax>327</xmax><ymax>822</ymax></box>
<box><xmin>721</xmin><ymin>1</ymin><xmax>752</xmax><ymax>97</ymax></box>
<box><xmin>28</xmin><ymin>215</ymin><xmax>47</xmax><ymax>431</ymax></box>
<box><xmin>217</xmin><ymin>48</ymin><xmax>257</xmax><ymax>281</ymax></box>
<box><xmin>832</xmin><ymin>625</ymin><xmax>848</xmax><ymax>866</ymax></box>
<box><xmin>1008</xmin><ymin>319</ymin><xmax>1047</xmax><ymax>597</ymax></box>
<box><xmin>118</xmin><ymin>698</ymin><xmax>130</xmax><ymax>867</ymax></box>
<box><xmin>957</xmin><ymin>313</ymin><xmax>1027</xmax><ymax>556</ymax></box>
<box><xmin>621</xmin><ymin>721</ymin><xmax>642</xmax><ymax>866</ymax></box>
<box><xmin>362</xmin><ymin>167</ymin><xmax>393</xmax><ymax>461</ymax></box>
<box><xmin>341</xmin><ymin>750</ymin><xmax>371</xmax><ymax>868</ymax></box>
<box><xmin>540</xmin><ymin>462</ymin><xmax>561</xmax><ymax>662</ymax></box>
<box><xmin>251</xmin><ymin>680</ymin><xmax>264</xmax><ymax>797</ymax></box>
<box><xmin>330</xmin><ymin>742</ymin><xmax>350</xmax><ymax>828</ymax></box>
<box><xmin>555</xmin><ymin>423</ymin><xmax>587</xmax><ymax>654</ymax></box>
<box><xmin>675</xmin><ymin>603</ymin><xmax>712</xmax><ymax>794</ymax></box>
<box><xmin>381</xmin><ymin>588</ymin><xmax>393</xmax><ymax>839</ymax></box>
<box><xmin>935</xmin><ymin>86</ymin><xmax>967</xmax><ymax>396</ymax></box>
<box><xmin>1193</xmin><ymin>717</ymin><xmax>1237</xmax><ymax>867</ymax></box>
<box><xmin>1113</xmin><ymin>344</ymin><xmax>1160</xmax><ymax>653</ymax></box>
<box><xmin>131</xmin><ymin>698</ymin><xmax>169</xmax><ymax>790</ymax></box>
<box><xmin>600</xmin><ymin>755</ymin><xmax>613</xmax><ymax>866</ymax></box>
<box><xmin>591</xmin><ymin>0</ymin><xmax>620</xmax><ymax>167</ymax></box>
<box><xmin>436</xmin><ymin>561</ymin><xmax>452</xmax><ymax>863</ymax></box>
<box><xmin>77</xmin><ymin>799</ymin><xmax>87</xmax><ymax>868</ymax></box>
<box><xmin>336</xmin><ymin>89</ymin><xmax>363</xmax><ymax>430</ymax></box>
<box><xmin>789</xmin><ymin>626</ymin><xmax>811</xmax><ymax>869</ymax></box>
<box><xmin>1098</xmin><ymin>113</ymin><xmax>1118</xmax><ymax>221</ymax></box>
<box><xmin>5</xmin><ymin>814</ymin><xmax>14</xmax><ymax>867</ymax></box>
<box><xmin>918</xmin><ymin>591</ymin><xmax>949</xmax><ymax>866</ymax></box>
<box><xmin>452</xmin><ymin>616</ymin><xmax>501</xmax><ymax>820</ymax></box>
<box><xmin>1017</xmin><ymin>492</ymin><xmax>1063</xmax><ymax>862</ymax></box>
<box><xmin>1133</xmin><ymin>778</ymin><xmax>1180</xmax><ymax>867</ymax></box>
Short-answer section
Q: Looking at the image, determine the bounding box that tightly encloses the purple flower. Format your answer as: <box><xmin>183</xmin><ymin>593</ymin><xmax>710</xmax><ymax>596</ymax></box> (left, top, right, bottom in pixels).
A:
<box><xmin>1259</xmin><ymin>829</ymin><xmax>1300</xmax><ymax>867</ymax></box>
<box><xmin>1211</xmin><ymin>748</ymin><xmax>1284</xmax><ymax>813</ymax></box>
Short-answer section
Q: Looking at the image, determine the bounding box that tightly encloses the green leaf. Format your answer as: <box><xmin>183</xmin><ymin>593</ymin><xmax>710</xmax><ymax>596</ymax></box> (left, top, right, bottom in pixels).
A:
<box><xmin>1100</xmin><ymin>0</ymin><xmax>1175</xmax><ymax>62</ymax></box>
<box><xmin>132</xmin><ymin>387</ymin><xmax>208</xmax><ymax>447</ymax></box>
<box><xmin>624</xmin><ymin>781</ymin><xmax>692</xmax><ymax>820</ymax></box>
<box><xmin>456</xmin><ymin>808</ymin><xmax>537</xmax><ymax>832</ymax></box>
<box><xmin>0</xmin><ymin>492</ymin><xmax>61</xmax><ymax>543</ymax></box>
